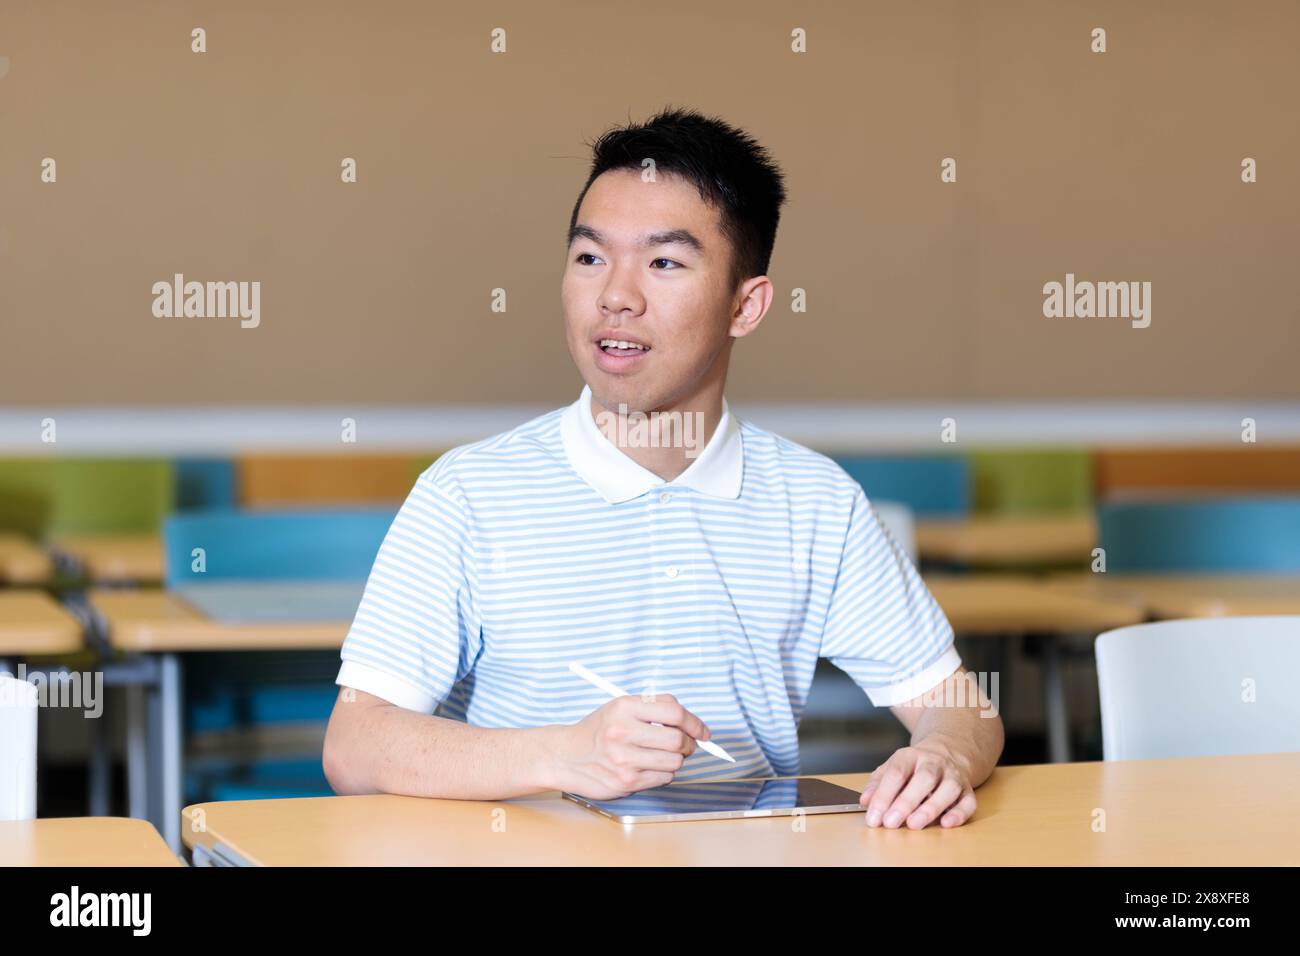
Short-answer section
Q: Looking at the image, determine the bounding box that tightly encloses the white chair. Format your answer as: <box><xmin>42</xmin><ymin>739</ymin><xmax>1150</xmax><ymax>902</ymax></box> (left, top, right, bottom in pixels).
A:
<box><xmin>871</xmin><ymin>500</ymin><xmax>918</xmax><ymax>565</ymax></box>
<box><xmin>1095</xmin><ymin>616</ymin><xmax>1300</xmax><ymax>761</ymax></box>
<box><xmin>0</xmin><ymin>673</ymin><xmax>38</xmax><ymax>821</ymax></box>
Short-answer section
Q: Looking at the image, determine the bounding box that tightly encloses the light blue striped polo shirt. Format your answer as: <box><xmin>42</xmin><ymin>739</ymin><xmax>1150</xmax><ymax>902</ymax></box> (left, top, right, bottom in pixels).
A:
<box><xmin>336</xmin><ymin>386</ymin><xmax>960</xmax><ymax>782</ymax></box>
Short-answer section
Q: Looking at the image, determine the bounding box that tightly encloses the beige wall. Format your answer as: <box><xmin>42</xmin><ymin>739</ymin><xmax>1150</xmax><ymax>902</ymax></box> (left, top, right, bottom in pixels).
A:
<box><xmin>1</xmin><ymin>0</ymin><xmax>1296</xmax><ymax>406</ymax></box>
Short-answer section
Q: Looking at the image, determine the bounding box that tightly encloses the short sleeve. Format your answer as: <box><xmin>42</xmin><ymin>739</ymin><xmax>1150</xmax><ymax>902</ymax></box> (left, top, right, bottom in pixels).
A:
<box><xmin>336</xmin><ymin>473</ymin><xmax>481</xmax><ymax>713</ymax></box>
<box><xmin>819</xmin><ymin>487</ymin><xmax>960</xmax><ymax>706</ymax></box>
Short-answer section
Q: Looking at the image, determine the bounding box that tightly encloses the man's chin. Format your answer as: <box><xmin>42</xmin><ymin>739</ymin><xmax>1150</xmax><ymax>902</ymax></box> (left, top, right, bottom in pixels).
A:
<box><xmin>582</xmin><ymin>377</ymin><xmax>654</xmax><ymax>415</ymax></box>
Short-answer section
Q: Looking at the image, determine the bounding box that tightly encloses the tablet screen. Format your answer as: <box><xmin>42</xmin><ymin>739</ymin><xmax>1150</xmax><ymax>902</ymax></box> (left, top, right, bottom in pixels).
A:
<box><xmin>579</xmin><ymin>776</ymin><xmax>862</xmax><ymax>818</ymax></box>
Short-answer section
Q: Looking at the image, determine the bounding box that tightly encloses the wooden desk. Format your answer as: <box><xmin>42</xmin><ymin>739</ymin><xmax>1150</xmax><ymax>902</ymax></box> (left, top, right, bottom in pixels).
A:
<box><xmin>925</xmin><ymin>574</ymin><xmax>1143</xmax><ymax>635</ymax></box>
<box><xmin>0</xmin><ymin>533</ymin><xmax>54</xmax><ymax>585</ymax></box>
<box><xmin>181</xmin><ymin>752</ymin><xmax>1300</xmax><ymax>866</ymax></box>
<box><xmin>916</xmin><ymin>514</ymin><xmax>1097</xmax><ymax>567</ymax></box>
<box><xmin>0</xmin><ymin>817</ymin><xmax>181</xmax><ymax>866</ymax></box>
<box><xmin>93</xmin><ymin>589</ymin><xmax>349</xmax><ymax>652</ymax></box>
<box><xmin>1046</xmin><ymin>573</ymin><xmax>1300</xmax><ymax>620</ymax></box>
<box><xmin>0</xmin><ymin>591</ymin><xmax>83</xmax><ymax>656</ymax></box>
<box><xmin>98</xmin><ymin>578</ymin><xmax>1141</xmax><ymax>650</ymax></box>
<box><xmin>54</xmin><ymin>533</ymin><xmax>163</xmax><ymax>583</ymax></box>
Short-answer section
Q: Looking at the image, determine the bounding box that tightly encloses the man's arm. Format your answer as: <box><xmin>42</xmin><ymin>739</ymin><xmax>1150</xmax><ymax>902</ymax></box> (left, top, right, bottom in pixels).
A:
<box><xmin>322</xmin><ymin>687</ymin><xmax>709</xmax><ymax>801</ymax></box>
<box><xmin>323</xmin><ymin>688</ymin><xmax>560</xmax><ymax>800</ymax></box>
<box><xmin>858</xmin><ymin>666</ymin><xmax>1004</xmax><ymax>829</ymax></box>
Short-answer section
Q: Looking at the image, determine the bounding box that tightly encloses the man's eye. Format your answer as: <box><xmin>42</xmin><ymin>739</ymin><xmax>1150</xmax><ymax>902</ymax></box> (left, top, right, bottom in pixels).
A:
<box><xmin>651</xmin><ymin>258</ymin><xmax>681</xmax><ymax>270</ymax></box>
<box><xmin>575</xmin><ymin>253</ymin><xmax>601</xmax><ymax>265</ymax></box>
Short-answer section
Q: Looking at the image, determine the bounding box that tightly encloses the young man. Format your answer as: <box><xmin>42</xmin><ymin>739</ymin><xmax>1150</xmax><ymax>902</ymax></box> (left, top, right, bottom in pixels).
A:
<box><xmin>324</xmin><ymin>107</ymin><xmax>1003</xmax><ymax>829</ymax></box>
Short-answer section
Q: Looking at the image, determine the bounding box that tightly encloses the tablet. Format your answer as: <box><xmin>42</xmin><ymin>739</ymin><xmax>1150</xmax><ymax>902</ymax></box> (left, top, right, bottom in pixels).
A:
<box><xmin>562</xmin><ymin>776</ymin><xmax>863</xmax><ymax>824</ymax></box>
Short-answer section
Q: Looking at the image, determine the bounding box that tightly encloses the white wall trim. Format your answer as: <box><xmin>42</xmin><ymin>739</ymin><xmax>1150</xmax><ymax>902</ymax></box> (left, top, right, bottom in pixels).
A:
<box><xmin>0</xmin><ymin>403</ymin><xmax>1297</xmax><ymax>454</ymax></box>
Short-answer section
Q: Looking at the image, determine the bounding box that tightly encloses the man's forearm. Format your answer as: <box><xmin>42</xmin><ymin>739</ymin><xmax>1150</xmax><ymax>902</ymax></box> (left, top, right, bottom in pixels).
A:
<box><xmin>325</xmin><ymin>701</ymin><xmax>565</xmax><ymax>801</ymax></box>
<box><xmin>908</xmin><ymin>704</ymin><xmax>1004</xmax><ymax>787</ymax></box>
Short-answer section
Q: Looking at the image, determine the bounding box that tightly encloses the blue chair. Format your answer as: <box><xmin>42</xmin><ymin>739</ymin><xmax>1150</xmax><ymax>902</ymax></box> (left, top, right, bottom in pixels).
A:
<box><xmin>1098</xmin><ymin>497</ymin><xmax>1300</xmax><ymax>572</ymax></box>
<box><xmin>163</xmin><ymin>508</ymin><xmax>395</xmax><ymax>582</ymax></box>
<box><xmin>174</xmin><ymin>459</ymin><xmax>236</xmax><ymax>511</ymax></box>
<box><xmin>832</xmin><ymin>455</ymin><xmax>970</xmax><ymax>517</ymax></box>
<box><xmin>164</xmin><ymin>508</ymin><xmax>396</xmax><ymax>800</ymax></box>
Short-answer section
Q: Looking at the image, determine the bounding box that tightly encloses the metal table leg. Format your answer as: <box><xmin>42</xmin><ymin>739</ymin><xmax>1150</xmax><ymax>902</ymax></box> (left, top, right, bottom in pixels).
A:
<box><xmin>126</xmin><ymin>682</ymin><xmax>148</xmax><ymax>819</ymax></box>
<box><xmin>1041</xmin><ymin>634</ymin><xmax>1071</xmax><ymax>763</ymax></box>
<box><xmin>88</xmin><ymin>692</ymin><xmax>111</xmax><ymax>816</ymax></box>
<box><xmin>159</xmin><ymin>653</ymin><xmax>183</xmax><ymax>852</ymax></box>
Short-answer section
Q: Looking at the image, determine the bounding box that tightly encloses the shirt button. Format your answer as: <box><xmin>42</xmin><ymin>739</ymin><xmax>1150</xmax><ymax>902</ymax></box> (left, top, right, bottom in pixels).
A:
<box><xmin>665</xmin><ymin>566</ymin><xmax>679</xmax><ymax>579</ymax></box>
<box><xmin>659</xmin><ymin>492</ymin><xmax>672</xmax><ymax>504</ymax></box>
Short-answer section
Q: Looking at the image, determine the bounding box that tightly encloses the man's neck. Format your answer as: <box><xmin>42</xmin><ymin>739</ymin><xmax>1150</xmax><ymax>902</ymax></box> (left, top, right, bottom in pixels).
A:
<box><xmin>589</xmin><ymin>391</ymin><xmax>723</xmax><ymax>482</ymax></box>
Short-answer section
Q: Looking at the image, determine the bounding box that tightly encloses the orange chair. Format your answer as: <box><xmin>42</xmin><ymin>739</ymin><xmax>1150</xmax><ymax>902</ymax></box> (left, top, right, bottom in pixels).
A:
<box><xmin>235</xmin><ymin>453</ymin><xmax>441</xmax><ymax>507</ymax></box>
<box><xmin>1094</xmin><ymin>447</ymin><xmax>1300</xmax><ymax>500</ymax></box>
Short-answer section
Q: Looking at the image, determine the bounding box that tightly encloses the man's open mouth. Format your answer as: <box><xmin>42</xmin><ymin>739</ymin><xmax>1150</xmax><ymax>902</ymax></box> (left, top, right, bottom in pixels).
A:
<box><xmin>598</xmin><ymin>338</ymin><xmax>651</xmax><ymax>357</ymax></box>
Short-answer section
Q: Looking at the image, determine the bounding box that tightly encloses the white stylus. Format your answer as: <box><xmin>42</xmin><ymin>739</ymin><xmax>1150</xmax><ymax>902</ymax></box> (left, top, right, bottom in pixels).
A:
<box><xmin>568</xmin><ymin>661</ymin><xmax>735</xmax><ymax>763</ymax></box>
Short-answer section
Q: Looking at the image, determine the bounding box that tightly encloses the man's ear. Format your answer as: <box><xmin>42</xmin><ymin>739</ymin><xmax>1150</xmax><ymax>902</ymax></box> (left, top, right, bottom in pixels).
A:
<box><xmin>729</xmin><ymin>275</ymin><xmax>774</xmax><ymax>339</ymax></box>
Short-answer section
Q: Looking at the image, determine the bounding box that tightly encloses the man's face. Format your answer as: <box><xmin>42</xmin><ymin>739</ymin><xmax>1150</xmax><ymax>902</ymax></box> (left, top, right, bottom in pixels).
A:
<box><xmin>562</xmin><ymin>169</ymin><xmax>741</xmax><ymax>415</ymax></box>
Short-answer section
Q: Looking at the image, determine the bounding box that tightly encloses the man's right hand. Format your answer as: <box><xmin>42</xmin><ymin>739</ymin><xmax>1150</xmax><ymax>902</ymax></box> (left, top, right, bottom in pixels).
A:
<box><xmin>544</xmin><ymin>693</ymin><xmax>712</xmax><ymax>800</ymax></box>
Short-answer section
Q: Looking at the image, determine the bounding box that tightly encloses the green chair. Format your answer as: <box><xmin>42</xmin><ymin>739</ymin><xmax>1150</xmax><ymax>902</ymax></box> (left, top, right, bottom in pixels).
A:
<box><xmin>409</xmin><ymin>451</ymin><xmax>445</xmax><ymax>485</ymax></box>
<box><xmin>970</xmin><ymin>450</ymin><xmax>1093</xmax><ymax>515</ymax></box>
<box><xmin>0</xmin><ymin>458</ymin><xmax>174</xmax><ymax>539</ymax></box>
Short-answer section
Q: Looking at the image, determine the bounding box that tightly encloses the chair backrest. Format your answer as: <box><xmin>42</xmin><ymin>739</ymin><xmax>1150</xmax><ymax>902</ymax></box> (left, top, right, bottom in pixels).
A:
<box><xmin>236</xmin><ymin>454</ymin><xmax>429</xmax><ymax>507</ymax></box>
<box><xmin>833</xmin><ymin>455</ymin><xmax>969</xmax><ymax>517</ymax></box>
<box><xmin>1095</xmin><ymin>446</ymin><xmax>1300</xmax><ymax>499</ymax></box>
<box><xmin>1098</xmin><ymin>497</ymin><xmax>1300</xmax><ymax>572</ymax></box>
<box><xmin>0</xmin><ymin>458</ymin><xmax>173</xmax><ymax>539</ymax></box>
<box><xmin>1096</xmin><ymin>616</ymin><xmax>1300</xmax><ymax>760</ymax></box>
<box><xmin>870</xmin><ymin>500</ymin><xmax>918</xmax><ymax>564</ymax></box>
<box><xmin>0</xmin><ymin>674</ymin><xmax>38</xmax><ymax>821</ymax></box>
<box><xmin>163</xmin><ymin>508</ymin><xmax>396</xmax><ymax>584</ymax></box>
<box><xmin>970</xmin><ymin>449</ymin><xmax>1092</xmax><ymax>515</ymax></box>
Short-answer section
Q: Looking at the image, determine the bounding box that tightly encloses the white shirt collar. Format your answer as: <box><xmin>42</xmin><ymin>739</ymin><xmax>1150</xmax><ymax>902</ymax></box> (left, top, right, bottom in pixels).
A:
<box><xmin>560</xmin><ymin>385</ymin><xmax>743</xmax><ymax>504</ymax></box>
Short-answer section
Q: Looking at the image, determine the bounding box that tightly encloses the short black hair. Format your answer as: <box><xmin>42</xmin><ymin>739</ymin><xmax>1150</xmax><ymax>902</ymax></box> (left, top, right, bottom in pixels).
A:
<box><xmin>567</xmin><ymin>107</ymin><xmax>787</xmax><ymax>290</ymax></box>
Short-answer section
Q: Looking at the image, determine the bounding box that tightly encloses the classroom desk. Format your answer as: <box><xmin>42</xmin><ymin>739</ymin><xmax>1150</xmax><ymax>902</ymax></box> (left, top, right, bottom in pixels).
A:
<box><xmin>915</xmin><ymin>514</ymin><xmax>1097</xmax><ymax>567</ymax></box>
<box><xmin>180</xmin><ymin>751</ymin><xmax>1300</xmax><ymax>866</ymax></box>
<box><xmin>95</xmin><ymin>578</ymin><xmax>1145</xmax><ymax>650</ymax></box>
<box><xmin>926</xmin><ymin>573</ymin><xmax>1142</xmax><ymax>635</ymax></box>
<box><xmin>1046</xmin><ymin>573</ymin><xmax>1300</xmax><ymax>620</ymax></box>
<box><xmin>92</xmin><ymin>588</ymin><xmax>350</xmax><ymax>652</ymax></box>
<box><xmin>91</xmin><ymin>584</ymin><xmax>357</xmax><ymax>856</ymax></box>
<box><xmin>0</xmin><ymin>590</ymin><xmax>83</xmax><ymax>657</ymax></box>
<box><xmin>0</xmin><ymin>817</ymin><xmax>181</xmax><ymax>867</ymax></box>
<box><xmin>54</xmin><ymin>533</ymin><xmax>164</xmax><ymax>583</ymax></box>
<box><xmin>0</xmin><ymin>533</ymin><xmax>55</xmax><ymax>585</ymax></box>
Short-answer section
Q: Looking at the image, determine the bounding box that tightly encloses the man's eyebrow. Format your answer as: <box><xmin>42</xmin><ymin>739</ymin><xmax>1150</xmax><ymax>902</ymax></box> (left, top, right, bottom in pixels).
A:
<box><xmin>643</xmin><ymin>229</ymin><xmax>704</xmax><ymax>253</ymax></box>
<box><xmin>567</xmin><ymin>224</ymin><xmax>704</xmax><ymax>253</ymax></box>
